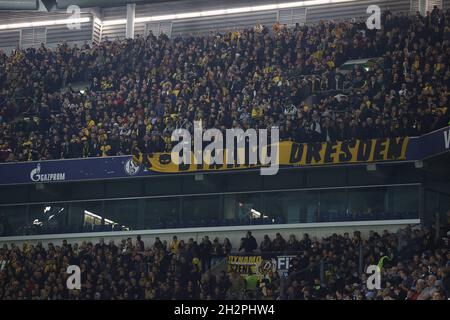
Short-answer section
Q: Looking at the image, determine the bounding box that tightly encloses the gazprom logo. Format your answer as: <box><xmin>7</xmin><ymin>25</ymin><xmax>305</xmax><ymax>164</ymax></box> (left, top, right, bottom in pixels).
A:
<box><xmin>30</xmin><ymin>163</ymin><xmax>66</xmax><ymax>182</ymax></box>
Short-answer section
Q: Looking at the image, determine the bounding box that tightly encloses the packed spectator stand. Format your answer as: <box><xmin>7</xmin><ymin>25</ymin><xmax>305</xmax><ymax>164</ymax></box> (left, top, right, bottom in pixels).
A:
<box><xmin>1</xmin><ymin>9</ymin><xmax>450</xmax><ymax>162</ymax></box>
<box><xmin>1</xmin><ymin>6</ymin><xmax>450</xmax><ymax>302</ymax></box>
<box><xmin>0</xmin><ymin>225</ymin><xmax>448</xmax><ymax>300</ymax></box>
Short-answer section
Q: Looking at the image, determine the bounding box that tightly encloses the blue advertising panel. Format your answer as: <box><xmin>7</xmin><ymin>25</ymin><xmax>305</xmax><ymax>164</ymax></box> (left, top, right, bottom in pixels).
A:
<box><xmin>0</xmin><ymin>126</ymin><xmax>449</xmax><ymax>185</ymax></box>
<box><xmin>0</xmin><ymin>156</ymin><xmax>147</xmax><ymax>185</ymax></box>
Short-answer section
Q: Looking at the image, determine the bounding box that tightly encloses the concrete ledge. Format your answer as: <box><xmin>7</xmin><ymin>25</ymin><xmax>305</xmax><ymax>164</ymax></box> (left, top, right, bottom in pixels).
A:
<box><xmin>0</xmin><ymin>219</ymin><xmax>420</xmax><ymax>246</ymax></box>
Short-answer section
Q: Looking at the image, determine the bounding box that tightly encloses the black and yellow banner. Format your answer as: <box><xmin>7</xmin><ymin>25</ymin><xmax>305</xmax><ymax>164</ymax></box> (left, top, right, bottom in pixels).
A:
<box><xmin>133</xmin><ymin>137</ymin><xmax>409</xmax><ymax>173</ymax></box>
<box><xmin>227</xmin><ymin>255</ymin><xmax>262</xmax><ymax>275</ymax></box>
<box><xmin>227</xmin><ymin>255</ymin><xmax>277</xmax><ymax>278</ymax></box>
<box><xmin>4</xmin><ymin>127</ymin><xmax>448</xmax><ymax>185</ymax></box>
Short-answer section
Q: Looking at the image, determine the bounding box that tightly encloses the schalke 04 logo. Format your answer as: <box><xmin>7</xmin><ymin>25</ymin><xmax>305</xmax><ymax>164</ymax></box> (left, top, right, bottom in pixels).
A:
<box><xmin>124</xmin><ymin>158</ymin><xmax>141</xmax><ymax>176</ymax></box>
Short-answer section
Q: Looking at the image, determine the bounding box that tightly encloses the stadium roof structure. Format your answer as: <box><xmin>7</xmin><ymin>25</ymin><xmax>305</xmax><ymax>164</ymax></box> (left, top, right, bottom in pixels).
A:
<box><xmin>0</xmin><ymin>0</ymin><xmax>174</xmax><ymax>11</ymax></box>
<box><xmin>0</xmin><ymin>0</ymin><xmax>411</xmax><ymax>13</ymax></box>
<box><xmin>0</xmin><ymin>0</ymin><xmax>413</xmax><ymax>52</ymax></box>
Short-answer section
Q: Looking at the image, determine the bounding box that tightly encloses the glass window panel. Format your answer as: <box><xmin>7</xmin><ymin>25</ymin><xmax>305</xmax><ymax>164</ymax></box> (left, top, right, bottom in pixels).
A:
<box><xmin>0</xmin><ymin>205</ymin><xmax>28</xmax><ymax>236</ymax></box>
<box><xmin>263</xmin><ymin>191</ymin><xmax>302</xmax><ymax>224</ymax></box>
<box><xmin>263</xmin><ymin>191</ymin><xmax>319</xmax><ymax>224</ymax></box>
<box><xmin>103</xmin><ymin>199</ymin><xmax>141</xmax><ymax>231</ymax></box>
<box><xmin>387</xmin><ymin>185</ymin><xmax>419</xmax><ymax>219</ymax></box>
<box><xmin>223</xmin><ymin>193</ymin><xmax>262</xmax><ymax>225</ymax></box>
<box><xmin>301</xmin><ymin>191</ymin><xmax>320</xmax><ymax>223</ymax></box>
<box><xmin>348</xmin><ymin>188</ymin><xmax>386</xmax><ymax>221</ymax></box>
<box><xmin>27</xmin><ymin>203</ymin><xmax>68</xmax><ymax>235</ymax></box>
<box><xmin>319</xmin><ymin>189</ymin><xmax>347</xmax><ymax>222</ymax></box>
<box><xmin>144</xmin><ymin>197</ymin><xmax>180</xmax><ymax>229</ymax></box>
<box><xmin>66</xmin><ymin>201</ymin><xmax>103</xmax><ymax>233</ymax></box>
<box><xmin>182</xmin><ymin>195</ymin><xmax>221</xmax><ymax>227</ymax></box>
<box><xmin>0</xmin><ymin>184</ymin><xmax>424</xmax><ymax>237</ymax></box>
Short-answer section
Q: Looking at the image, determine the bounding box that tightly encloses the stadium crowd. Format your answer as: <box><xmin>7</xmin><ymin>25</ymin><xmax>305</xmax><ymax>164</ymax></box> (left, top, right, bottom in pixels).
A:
<box><xmin>1</xmin><ymin>8</ymin><xmax>450</xmax><ymax>162</ymax></box>
<box><xmin>0</xmin><ymin>226</ymin><xmax>448</xmax><ymax>300</ymax></box>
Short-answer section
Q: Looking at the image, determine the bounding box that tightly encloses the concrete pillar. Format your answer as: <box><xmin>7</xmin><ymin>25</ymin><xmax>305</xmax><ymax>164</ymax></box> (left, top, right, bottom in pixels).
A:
<box><xmin>126</xmin><ymin>3</ymin><xmax>136</xmax><ymax>39</ymax></box>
